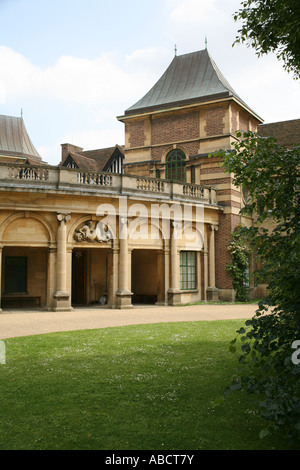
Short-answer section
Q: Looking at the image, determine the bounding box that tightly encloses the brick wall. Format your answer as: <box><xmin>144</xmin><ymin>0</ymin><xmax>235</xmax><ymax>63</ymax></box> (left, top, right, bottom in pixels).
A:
<box><xmin>152</xmin><ymin>111</ymin><xmax>199</xmax><ymax>145</ymax></box>
<box><xmin>204</xmin><ymin>107</ymin><xmax>225</xmax><ymax>136</ymax></box>
<box><xmin>239</xmin><ymin>112</ymin><xmax>249</xmax><ymax>133</ymax></box>
<box><xmin>215</xmin><ymin>212</ymin><xmax>240</xmax><ymax>289</ymax></box>
<box><xmin>152</xmin><ymin>142</ymin><xmax>199</xmax><ymax>162</ymax></box>
<box><xmin>200</xmin><ymin>164</ymin><xmax>241</xmax><ymax>290</ymax></box>
<box><xmin>231</xmin><ymin>105</ymin><xmax>238</xmax><ymax>134</ymax></box>
<box><xmin>259</xmin><ymin>119</ymin><xmax>300</xmax><ymax>148</ymax></box>
<box><xmin>128</xmin><ymin>121</ymin><xmax>146</xmax><ymax>148</ymax></box>
<box><xmin>152</xmin><ymin>145</ymin><xmax>171</xmax><ymax>162</ymax></box>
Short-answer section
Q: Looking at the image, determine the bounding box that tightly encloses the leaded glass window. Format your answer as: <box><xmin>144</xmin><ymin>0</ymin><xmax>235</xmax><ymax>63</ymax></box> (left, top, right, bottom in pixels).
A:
<box><xmin>180</xmin><ymin>251</ymin><xmax>196</xmax><ymax>290</ymax></box>
<box><xmin>165</xmin><ymin>149</ymin><xmax>186</xmax><ymax>182</ymax></box>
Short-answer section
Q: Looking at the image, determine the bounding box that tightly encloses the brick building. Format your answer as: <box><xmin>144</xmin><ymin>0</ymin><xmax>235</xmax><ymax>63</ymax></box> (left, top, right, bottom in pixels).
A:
<box><xmin>0</xmin><ymin>49</ymin><xmax>298</xmax><ymax>310</ymax></box>
<box><xmin>117</xmin><ymin>49</ymin><xmax>264</xmax><ymax>301</ymax></box>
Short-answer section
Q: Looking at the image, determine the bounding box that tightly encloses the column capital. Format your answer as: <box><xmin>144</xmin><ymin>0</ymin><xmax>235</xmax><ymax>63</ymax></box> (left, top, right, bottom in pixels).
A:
<box><xmin>172</xmin><ymin>220</ymin><xmax>182</xmax><ymax>229</ymax></box>
<box><xmin>57</xmin><ymin>213</ymin><xmax>71</xmax><ymax>223</ymax></box>
<box><xmin>210</xmin><ymin>223</ymin><xmax>219</xmax><ymax>232</ymax></box>
<box><xmin>120</xmin><ymin>216</ymin><xmax>130</xmax><ymax>226</ymax></box>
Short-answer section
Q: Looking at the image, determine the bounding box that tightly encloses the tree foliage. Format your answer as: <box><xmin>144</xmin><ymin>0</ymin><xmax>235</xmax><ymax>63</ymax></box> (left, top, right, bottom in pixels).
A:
<box><xmin>233</xmin><ymin>0</ymin><xmax>300</xmax><ymax>79</ymax></box>
<box><xmin>215</xmin><ymin>132</ymin><xmax>300</xmax><ymax>441</ymax></box>
<box><xmin>227</xmin><ymin>233</ymin><xmax>250</xmax><ymax>302</ymax></box>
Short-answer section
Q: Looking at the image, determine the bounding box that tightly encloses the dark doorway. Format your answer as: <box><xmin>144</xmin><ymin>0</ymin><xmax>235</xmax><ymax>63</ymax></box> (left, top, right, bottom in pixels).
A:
<box><xmin>5</xmin><ymin>256</ymin><xmax>27</xmax><ymax>294</ymax></box>
<box><xmin>131</xmin><ymin>249</ymin><xmax>164</xmax><ymax>304</ymax></box>
<box><xmin>72</xmin><ymin>250</ymin><xmax>87</xmax><ymax>305</ymax></box>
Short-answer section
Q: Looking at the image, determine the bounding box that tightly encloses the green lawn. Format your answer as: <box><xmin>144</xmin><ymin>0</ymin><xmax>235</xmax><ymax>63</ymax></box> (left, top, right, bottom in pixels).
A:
<box><xmin>0</xmin><ymin>320</ymin><xmax>296</xmax><ymax>450</ymax></box>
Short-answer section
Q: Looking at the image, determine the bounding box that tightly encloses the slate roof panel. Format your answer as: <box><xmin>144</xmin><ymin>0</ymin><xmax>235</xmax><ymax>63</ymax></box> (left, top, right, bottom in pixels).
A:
<box><xmin>0</xmin><ymin>115</ymin><xmax>41</xmax><ymax>160</ymax></box>
<box><xmin>125</xmin><ymin>49</ymin><xmax>259</xmax><ymax>118</ymax></box>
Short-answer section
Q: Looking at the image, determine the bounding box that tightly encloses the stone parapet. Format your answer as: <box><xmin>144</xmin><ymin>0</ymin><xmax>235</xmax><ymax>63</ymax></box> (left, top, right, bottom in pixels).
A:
<box><xmin>0</xmin><ymin>163</ymin><xmax>218</xmax><ymax>207</ymax></box>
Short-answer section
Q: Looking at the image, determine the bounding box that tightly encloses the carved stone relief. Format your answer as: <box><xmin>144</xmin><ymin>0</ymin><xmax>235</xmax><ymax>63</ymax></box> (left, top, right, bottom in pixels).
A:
<box><xmin>74</xmin><ymin>220</ymin><xmax>111</xmax><ymax>243</ymax></box>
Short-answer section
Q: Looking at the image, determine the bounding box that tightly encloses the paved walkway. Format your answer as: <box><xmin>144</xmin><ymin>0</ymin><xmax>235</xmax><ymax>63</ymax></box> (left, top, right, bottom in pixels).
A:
<box><xmin>0</xmin><ymin>303</ymin><xmax>258</xmax><ymax>339</ymax></box>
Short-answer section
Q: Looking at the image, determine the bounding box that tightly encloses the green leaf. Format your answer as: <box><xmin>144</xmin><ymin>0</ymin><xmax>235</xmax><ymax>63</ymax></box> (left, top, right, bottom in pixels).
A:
<box><xmin>259</xmin><ymin>429</ymin><xmax>270</xmax><ymax>440</ymax></box>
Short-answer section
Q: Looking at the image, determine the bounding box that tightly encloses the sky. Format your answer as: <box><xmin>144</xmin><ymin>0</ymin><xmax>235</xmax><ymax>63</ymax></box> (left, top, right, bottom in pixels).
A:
<box><xmin>0</xmin><ymin>0</ymin><xmax>299</xmax><ymax>165</ymax></box>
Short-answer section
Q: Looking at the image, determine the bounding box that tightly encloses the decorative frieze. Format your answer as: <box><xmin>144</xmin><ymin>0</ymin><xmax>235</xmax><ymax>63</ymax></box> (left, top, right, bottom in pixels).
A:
<box><xmin>74</xmin><ymin>220</ymin><xmax>111</xmax><ymax>243</ymax></box>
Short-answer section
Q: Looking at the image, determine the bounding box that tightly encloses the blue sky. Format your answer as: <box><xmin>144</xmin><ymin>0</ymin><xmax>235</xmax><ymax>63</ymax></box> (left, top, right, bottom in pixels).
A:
<box><xmin>0</xmin><ymin>0</ymin><xmax>299</xmax><ymax>165</ymax></box>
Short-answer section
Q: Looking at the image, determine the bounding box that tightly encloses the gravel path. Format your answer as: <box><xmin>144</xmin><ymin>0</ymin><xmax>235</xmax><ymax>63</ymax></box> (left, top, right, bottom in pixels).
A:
<box><xmin>0</xmin><ymin>303</ymin><xmax>258</xmax><ymax>339</ymax></box>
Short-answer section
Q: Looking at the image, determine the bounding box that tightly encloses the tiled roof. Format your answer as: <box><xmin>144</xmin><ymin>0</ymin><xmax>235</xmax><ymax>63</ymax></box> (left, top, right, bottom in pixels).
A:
<box><xmin>259</xmin><ymin>119</ymin><xmax>300</xmax><ymax>148</ymax></box>
<box><xmin>68</xmin><ymin>152</ymin><xmax>99</xmax><ymax>171</ymax></box>
<box><xmin>80</xmin><ymin>147</ymin><xmax>117</xmax><ymax>169</ymax></box>
<box><xmin>61</xmin><ymin>145</ymin><xmax>124</xmax><ymax>171</ymax></box>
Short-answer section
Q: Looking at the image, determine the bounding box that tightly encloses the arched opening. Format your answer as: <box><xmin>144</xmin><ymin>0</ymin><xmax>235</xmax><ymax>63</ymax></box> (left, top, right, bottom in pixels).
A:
<box><xmin>0</xmin><ymin>213</ymin><xmax>54</xmax><ymax>309</ymax></box>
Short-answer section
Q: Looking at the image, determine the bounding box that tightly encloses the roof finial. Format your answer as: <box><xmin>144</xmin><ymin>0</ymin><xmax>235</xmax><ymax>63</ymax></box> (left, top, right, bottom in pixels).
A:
<box><xmin>21</xmin><ymin>108</ymin><xmax>23</xmax><ymax>118</ymax></box>
<box><xmin>205</xmin><ymin>36</ymin><xmax>208</xmax><ymax>49</ymax></box>
<box><xmin>174</xmin><ymin>44</ymin><xmax>177</xmax><ymax>56</ymax></box>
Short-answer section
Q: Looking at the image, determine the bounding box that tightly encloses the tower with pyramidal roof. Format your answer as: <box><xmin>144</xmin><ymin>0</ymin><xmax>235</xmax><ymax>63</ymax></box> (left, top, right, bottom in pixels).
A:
<box><xmin>118</xmin><ymin>49</ymin><xmax>264</xmax><ymax>300</ymax></box>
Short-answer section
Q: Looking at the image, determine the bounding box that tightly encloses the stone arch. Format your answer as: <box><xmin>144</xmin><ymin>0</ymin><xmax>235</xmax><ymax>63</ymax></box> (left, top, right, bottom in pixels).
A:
<box><xmin>178</xmin><ymin>222</ymin><xmax>205</xmax><ymax>251</ymax></box>
<box><xmin>0</xmin><ymin>212</ymin><xmax>55</xmax><ymax>245</ymax></box>
<box><xmin>128</xmin><ymin>216</ymin><xmax>167</xmax><ymax>249</ymax></box>
<box><xmin>68</xmin><ymin>216</ymin><xmax>115</xmax><ymax>246</ymax></box>
<box><xmin>161</xmin><ymin>144</ymin><xmax>190</xmax><ymax>164</ymax></box>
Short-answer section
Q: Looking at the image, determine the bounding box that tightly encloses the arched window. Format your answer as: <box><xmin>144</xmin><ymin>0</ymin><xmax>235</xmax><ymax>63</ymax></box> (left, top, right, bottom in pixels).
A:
<box><xmin>165</xmin><ymin>149</ymin><xmax>186</xmax><ymax>182</ymax></box>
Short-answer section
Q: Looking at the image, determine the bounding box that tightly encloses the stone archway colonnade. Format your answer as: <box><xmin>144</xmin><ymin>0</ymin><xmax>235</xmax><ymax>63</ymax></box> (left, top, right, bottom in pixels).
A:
<box><xmin>0</xmin><ymin>208</ymin><xmax>219</xmax><ymax>311</ymax></box>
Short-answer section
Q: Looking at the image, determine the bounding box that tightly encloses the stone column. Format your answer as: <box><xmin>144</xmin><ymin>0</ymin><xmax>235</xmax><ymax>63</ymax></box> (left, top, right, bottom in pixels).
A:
<box><xmin>107</xmin><ymin>247</ymin><xmax>118</xmax><ymax>309</ymax></box>
<box><xmin>0</xmin><ymin>246</ymin><xmax>2</xmax><ymax>312</ymax></box>
<box><xmin>203</xmin><ymin>250</ymin><xmax>208</xmax><ymax>301</ymax></box>
<box><xmin>164</xmin><ymin>246</ymin><xmax>170</xmax><ymax>305</ymax></box>
<box><xmin>128</xmin><ymin>248</ymin><xmax>132</xmax><ymax>293</ymax></box>
<box><xmin>207</xmin><ymin>224</ymin><xmax>219</xmax><ymax>301</ymax></box>
<box><xmin>53</xmin><ymin>213</ymin><xmax>72</xmax><ymax>312</ymax></box>
<box><xmin>116</xmin><ymin>217</ymin><xmax>133</xmax><ymax>309</ymax></box>
<box><xmin>46</xmin><ymin>246</ymin><xmax>56</xmax><ymax>311</ymax></box>
<box><xmin>156</xmin><ymin>250</ymin><xmax>165</xmax><ymax>305</ymax></box>
<box><xmin>168</xmin><ymin>221</ymin><xmax>181</xmax><ymax>305</ymax></box>
<box><xmin>197</xmin><ymin>250</ymin><xmax>201</xmax><ymax>299</ymax></box>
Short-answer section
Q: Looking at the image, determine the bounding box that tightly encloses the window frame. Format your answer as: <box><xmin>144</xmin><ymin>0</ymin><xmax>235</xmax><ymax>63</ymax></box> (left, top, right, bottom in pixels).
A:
<box><xmin>180</xmin><ymin>251</ymin><xmax>197</xmax><ymax>290</ymax></box>
<box><xmin>165</xmin><ymin>149</ymin><xmax>186</xmax><ymax>182</ymax></box>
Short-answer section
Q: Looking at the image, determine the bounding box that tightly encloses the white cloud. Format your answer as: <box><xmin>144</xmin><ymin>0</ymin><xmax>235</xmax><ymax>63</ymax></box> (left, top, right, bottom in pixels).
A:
<box><xmin>0</xmin><ymin>47</ymin><xmax>42</xmax><ymax>99</ymax></box>
<box><xmin>231</xmin><ymin>55</ymin><xmax>300</xmax><ymax>123</ymax></box>
<box><xmin>62</xmin><ymin>128</ymin><xmax>123</xmax><ymax>151</ymax></box>
<box><xmin>168</xmin><ymin>0</ymin><xmax>219</xmax><ymax>23</ymax></box>
<box><xmin>44</xmin><ymin>54</ymin><xmax>138</xmax><ymax>106</ymax></box>
<box><xmin>0</xmin><ymin>45</ymin><xmax>164</xmax><ymax>165</ymax></box>
<box><xmin>39</xmin><ymin>127</ymin><xmax>124</xmax><ymax>166</ymax></box>
<box><xmin>164</xmin><ymin>0</ymin><xmax>300</xmax><ymax>124</ymax></box>
<box><xmin>0</xmin><ymin>81</ymin><xmax>5</xmax><ymax>104</ymax></box>
<box><xmin>0</xmin><ymin>46</ymin><xmax>156</xmax><ymax>108</ymax></box>
<box><xmin>125</xmin><ymin>46</ymin><xmax>171</xmax><ymax>75</ymax></box>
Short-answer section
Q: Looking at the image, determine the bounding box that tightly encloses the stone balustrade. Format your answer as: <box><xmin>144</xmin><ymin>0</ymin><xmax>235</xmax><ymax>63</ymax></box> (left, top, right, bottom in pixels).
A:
<box><xmin>136</xmin><ymin>177</ymin><xmax>165</xmax><ymax>193</ymax></box>
<box><xmin>77</xmin><ymin>171</ymin><xmax>112</xmax><ymax>186</ymax></box>
<box><xmin>8</xmin><ymin>165</ymin><xmax>49</xmax><ymax>181</ymax></box>
<box><xmin>0</xmin><ymin>163</ymin><xmax>217</xmax><ymax>205</ymax></box>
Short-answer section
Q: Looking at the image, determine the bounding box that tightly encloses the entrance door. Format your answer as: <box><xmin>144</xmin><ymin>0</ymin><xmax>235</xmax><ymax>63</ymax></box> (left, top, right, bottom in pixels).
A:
<box><xmin>72</xmin><ymin>251</ymin><xmax>86</xmax><ymax>305</ymax></box>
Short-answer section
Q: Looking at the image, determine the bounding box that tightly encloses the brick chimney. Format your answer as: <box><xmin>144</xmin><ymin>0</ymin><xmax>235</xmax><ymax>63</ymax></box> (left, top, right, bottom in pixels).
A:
<box><xmin>61</xmin><ymin>143</ymin><xmax>84</xmax><ymax>163</ymax></box>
